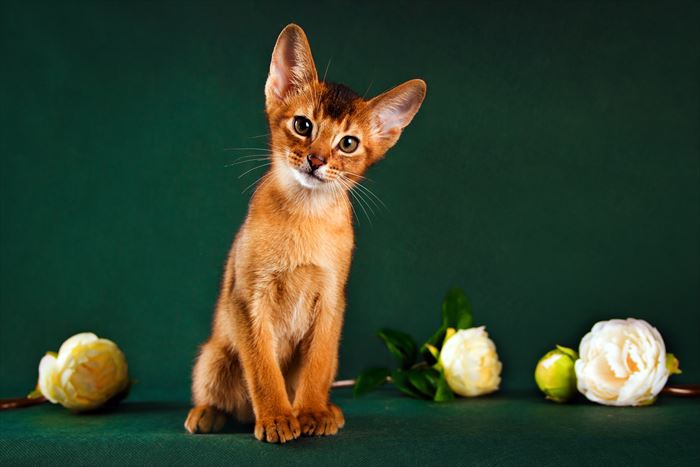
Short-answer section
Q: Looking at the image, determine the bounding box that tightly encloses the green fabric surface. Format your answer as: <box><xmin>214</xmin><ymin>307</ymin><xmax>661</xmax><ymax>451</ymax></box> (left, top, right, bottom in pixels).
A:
<box><xmin>2</xmin><ymin>390</ymin><xmax>699</xmax><ymax>466</ymax></box>
<box><xmin>1</xmin><ymin>0</ymin><xmax>699</xmax><ymax>464</ymax></box>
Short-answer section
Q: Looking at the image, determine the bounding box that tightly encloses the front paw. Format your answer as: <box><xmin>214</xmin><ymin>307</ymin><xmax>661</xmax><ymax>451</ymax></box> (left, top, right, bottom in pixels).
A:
<box><xmin>254</xmin><ymin>412</ymin><xmax>301</xmax><ymax>443</ymax></box>
<box><xmin>294</xmin><ymin>404</ymin><xmax>345</xmax><ymax>437</ymax></box>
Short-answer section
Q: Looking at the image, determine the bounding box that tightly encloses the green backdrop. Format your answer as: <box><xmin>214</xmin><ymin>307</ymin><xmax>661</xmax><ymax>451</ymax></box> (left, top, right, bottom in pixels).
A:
<box><xmin>1</xmin><ymin>0</ymin><xmax>698</xmax><ymax>402</ymax></box>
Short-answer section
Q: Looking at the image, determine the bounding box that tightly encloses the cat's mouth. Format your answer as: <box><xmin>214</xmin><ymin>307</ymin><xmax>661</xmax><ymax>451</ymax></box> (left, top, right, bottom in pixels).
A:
<box><xmin>285</xmin><ymin>151</ymin><xmax>329</xmax><ymax>189</ymax></box>
<box><xmin>292</xmin><ymin>166</ymin><xmax>327</xmax><ymax>188</ymax></box>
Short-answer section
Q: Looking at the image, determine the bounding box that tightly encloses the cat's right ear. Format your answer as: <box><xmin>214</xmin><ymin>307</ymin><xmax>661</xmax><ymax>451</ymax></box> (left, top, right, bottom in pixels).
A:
<box><xmin>265</xmin><ymin>24</ymin><xmax>318</xmax><ymax>109</ymax></box>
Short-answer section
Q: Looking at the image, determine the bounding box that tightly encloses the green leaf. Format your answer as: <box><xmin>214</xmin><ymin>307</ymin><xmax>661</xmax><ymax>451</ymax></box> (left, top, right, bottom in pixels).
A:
<box><xmin>354</xmin><ymin>368</ymin><xmax>390</xmax><ymax>397</ymax></box>
<box><xmin>420</xmin><ymin>288</ymin><xmax>473</xmax><ymax>364</ymax></box>
<box><xmin>391</xmin><ymin>369</ymin><xmax>425</xmax><ymax>399</ymax></box>
<box><xmin>442</xmin><ymin>287</ymin><xmax>473</xmax><ymax>330</ymax></box>
<box><xmin>424</xmin><ymin>368</ymin><xmax>440</xmax><ymax>388</ymax></box>
<box><xmin>407</xmin><ymin>368</ymin><xmax>439</xmax><ymax>398</ymax></box>
<box><xmin>433</xmin><ymin>369</ymin><xmax>456</xmax><ymax>402</ymax></box>
<box><xmin>420</xmin><ymin>325</ymin><xmax>447</xmax><ymax>364</ymax></box>
<box><xmin>377</xmin><ymin>329</ymin><xmax>417</xmax><ymax>369</ymax></box>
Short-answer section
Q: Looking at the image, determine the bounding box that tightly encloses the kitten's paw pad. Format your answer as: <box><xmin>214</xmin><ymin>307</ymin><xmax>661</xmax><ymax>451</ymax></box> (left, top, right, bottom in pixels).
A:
<box><xmin>296</xmin><ymin>408</ymin><xmax>342</xmax><ymax>436</ymax></box>
<box><xmin>184</xmin><ymin>405</ymin><xmax>227</xmax><ymax>434</ymax></box>
<box><xmin>254</xmin><ymin>413</ymin><xmax>301</xmax><ymax>443</ymax></box>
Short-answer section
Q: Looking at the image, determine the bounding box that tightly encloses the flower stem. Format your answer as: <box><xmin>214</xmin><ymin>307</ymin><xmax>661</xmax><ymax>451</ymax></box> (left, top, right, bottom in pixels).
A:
<box><xmin>331</xmin><ymin>376</ymin><xmax>392</xmax><ymax>389</ymax></box>
<box><xmin>330</xmin><ymin>379</ymin><xmax>356</xmax><ymax>389</ymax></box>
<box><xmin>0</xmin><ymin>396</ymin><xmax>47</xmax><ymax>410</ymax></box>
<box><xmin>662</xmin><ymin>384</ymin><xmax>700</xmax><ymax>397</ymax></box>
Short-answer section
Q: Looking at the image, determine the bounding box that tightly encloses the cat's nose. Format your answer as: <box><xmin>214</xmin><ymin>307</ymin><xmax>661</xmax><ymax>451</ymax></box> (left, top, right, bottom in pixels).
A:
<box><xmin>307</xmin><ymin>154</ymin><xmax>326</xmax><ymax>171</ymax></box>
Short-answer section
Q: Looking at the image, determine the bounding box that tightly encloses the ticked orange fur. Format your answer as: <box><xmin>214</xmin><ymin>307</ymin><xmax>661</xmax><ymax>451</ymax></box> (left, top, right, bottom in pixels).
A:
<box><xmin>185</xmin><ymin>24</ymin><xmax>426</xmax><ymax>442</ymax></box>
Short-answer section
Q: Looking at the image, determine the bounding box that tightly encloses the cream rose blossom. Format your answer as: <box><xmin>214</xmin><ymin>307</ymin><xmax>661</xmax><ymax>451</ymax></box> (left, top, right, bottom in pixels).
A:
<box><xmin>39</xmin><ymin>332</ymin><xmax>129</xmax><ymax>411</ymax></box>
<box><xmin>439</xmin><ymin>326</ymin><xmax>502</xmax><ymax>397</ymax></box>
<box><xmin>575</xmin><ymin>318</ymin><xmax>669</xmax><ymax>406</ymax></box>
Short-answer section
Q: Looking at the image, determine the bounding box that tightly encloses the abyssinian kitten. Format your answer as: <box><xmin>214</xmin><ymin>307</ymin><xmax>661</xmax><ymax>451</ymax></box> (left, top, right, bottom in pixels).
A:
<box><xmin>185</xmin><ymin>24</ymin><xmax>426</xmax><ymax>443</ymax></box>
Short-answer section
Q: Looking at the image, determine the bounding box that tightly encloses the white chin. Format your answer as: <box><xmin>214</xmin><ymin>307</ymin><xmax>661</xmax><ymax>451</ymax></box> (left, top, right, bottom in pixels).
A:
<box><xmin>292</xmin><ymin>169</ymin><xmax>325</xmax><ymax>189</ymax></box>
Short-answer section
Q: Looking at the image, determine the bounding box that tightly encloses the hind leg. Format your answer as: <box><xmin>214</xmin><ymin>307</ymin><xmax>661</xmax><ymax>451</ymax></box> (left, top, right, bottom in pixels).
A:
<box><xmin>185</xmin><ymin>337</ymin><xmax>253</xmax><ymax>434</ymax></box>
<box><xmin>185</xmin><ymin>405</ymin><xmax>227</xmax><ymax>434</ymax></box>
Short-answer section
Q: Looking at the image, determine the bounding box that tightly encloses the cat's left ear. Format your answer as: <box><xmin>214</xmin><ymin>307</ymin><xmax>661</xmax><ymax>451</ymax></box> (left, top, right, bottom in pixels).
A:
<box><xmin>367</xmin><ymin>79</ymin><xmax>427</xmax><ymax>145</ymax></box>
<box><xmin>265</xmin><ymin>24</ymin><xmax>318</xmax><ymax>108</ymax></box>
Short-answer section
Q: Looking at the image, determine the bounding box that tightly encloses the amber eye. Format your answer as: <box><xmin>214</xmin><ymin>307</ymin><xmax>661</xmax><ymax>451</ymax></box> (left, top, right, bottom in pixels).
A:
<box><xmin>293</xmin><ymin>116</ymin><xmax>313</xmax><ymax>137</ymax></box>
<box><xmin>339</xmin><ymin>136</ymin><xmax>359</xmax><ymax>154</ymax></box>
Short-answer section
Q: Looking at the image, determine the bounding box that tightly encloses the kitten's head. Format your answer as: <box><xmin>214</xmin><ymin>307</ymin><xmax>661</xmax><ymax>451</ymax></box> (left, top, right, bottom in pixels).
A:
<box><xmin>265</xmin><ymin>24</ymin><xmax>426</xmax><ymax>192</ymax></box>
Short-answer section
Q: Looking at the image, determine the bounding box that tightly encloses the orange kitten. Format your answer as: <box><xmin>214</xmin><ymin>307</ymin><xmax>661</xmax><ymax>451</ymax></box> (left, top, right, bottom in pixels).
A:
<box><xmin>185</xmin><ymin>24</ymin><xmax>426</xmax><ymax>443</ymax></box>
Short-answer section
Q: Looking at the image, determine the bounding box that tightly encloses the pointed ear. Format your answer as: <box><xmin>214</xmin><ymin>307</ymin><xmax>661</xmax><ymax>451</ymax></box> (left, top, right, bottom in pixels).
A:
<box><xmin>368</xmin><ymin>79</ymin><xmax>426</xmax><ymax>144</ymax></box>
<box><xmin>265</xmin><ymin>24</ymin><xmax>318</xmax><ymax>108</ymax></box>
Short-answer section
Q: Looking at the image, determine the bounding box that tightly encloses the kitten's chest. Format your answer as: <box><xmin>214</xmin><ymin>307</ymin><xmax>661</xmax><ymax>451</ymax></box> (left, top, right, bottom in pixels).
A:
<box><xmin>287</xmin><ymin>223</ymin><xmax>350</xmax><ymax>269</ymax></box>
<box><xmin>257</xmin><ymin>215</ymin><xmax>353</xmax><ymax>270</ymax></box>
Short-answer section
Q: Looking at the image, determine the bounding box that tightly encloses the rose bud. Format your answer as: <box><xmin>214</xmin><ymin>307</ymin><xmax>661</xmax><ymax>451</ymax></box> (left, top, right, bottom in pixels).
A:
<box><xmin>534</xmin><ymin>345</ymin><xmax>578</xmax><ymax>403</ymax></box>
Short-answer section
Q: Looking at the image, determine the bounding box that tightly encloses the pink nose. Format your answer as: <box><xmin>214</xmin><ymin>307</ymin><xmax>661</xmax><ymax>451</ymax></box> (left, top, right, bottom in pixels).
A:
<box><xmin>307</xmin><ymin>154</ymin><xmax>326</xmax><ymax>171</ymax></box>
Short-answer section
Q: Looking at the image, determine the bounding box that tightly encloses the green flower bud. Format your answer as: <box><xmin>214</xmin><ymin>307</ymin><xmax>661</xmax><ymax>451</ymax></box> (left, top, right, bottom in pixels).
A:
<box><xmin>534</xmin><ymin>345</ymin><xmax>578</xmax><ymax>403</ymax></box>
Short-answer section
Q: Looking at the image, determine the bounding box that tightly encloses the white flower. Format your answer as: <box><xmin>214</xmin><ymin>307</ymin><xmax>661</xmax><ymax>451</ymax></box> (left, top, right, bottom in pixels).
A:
<box><xmin>38</xmin><ymin>332</ymin><xmax>129</xmax><ymax>411</ymax></box>
<box><xmin>439</xmin><ymin>326</ymin><xmax>502</xmax><ymax>397</ymax></box>
<box><xmin>575</xmin><ymin>318</ymin><xmax>669</xmax><ymax>406</ymax></box>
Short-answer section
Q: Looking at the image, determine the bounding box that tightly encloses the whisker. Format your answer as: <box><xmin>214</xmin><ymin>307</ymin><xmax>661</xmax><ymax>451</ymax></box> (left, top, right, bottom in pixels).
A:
<box><xmin>344</xmin><ymin>170</ymin><xmax>374</xmax><ymax>182</ymax></box>
<box><xmin>238</xmin><ymin>162</ymin><xmax>271</xmax><ymax>179</ymax></box>
<box><xmin>242</xmin><ymin>174</ymin><xmax>265</xmax><ymax>194</ymax></box>
<box><xmin>354</xmin><ymin>187</ymin><xmax>376</xmax><ymax>216</ymax></box>
<box><xmin>338</xmin><ymin>177</ymin><xmax>373</xmax><ymax>225</ymax></box>
<box><xmin>350</xmin><ymin>178</ymin><xmax>387</xmax><ymax>210</ymax></box>
<box><xmin>228</xmin><ymin>154</ymin><xmax>272</xmax><ymax>160</ymax></box>
<box><xmin>224</xmin><ymin>153</ymin><xmax>273</xmax><ymax>163</ymax></box>
<box><xmin>224</xmin><ymin>157</ymin><xmax>271</xmax><ymax>167</ymax></box>
<box><xmin>341</xmin><ymin>172</ymin><xmax>386</xmax><ymax>210</ymax></box>
<box><xmin>350</xmin><ymin>181</ymin><xmax>377</xmax><ymax>217</ymax></box>
<box><xmin>322</xmin><ymin>57</ymin><xmax>332</xmax><ymax>83</ymax></box>
<box><xmin>223</xmin><ymin>147</ymin><xmax>271</xmax><ymax>152</ymax></box>
<box><xmin>362</xmin><ymin>78</ymin><xmax>374</xmax><ymax>99</ymax></box>
<box><xmin>339</xmin><ymin>175</ymin><xmax>372</xmax><ymax>205</ymax></box>
<box><xmin>336</xmin><ymin>180</ymin><xmax>360</xmax><ymax>225</ymax></box>
<box><xmin>244</xmin><ymin>168</ymin><xmax>274</xmax><ymax>195</ymax></box>
<box><xmin>224</xmin><ymin>141</ymin><xmax>286</xmax><ymax>153</ymax></box>
<box><xmin>351</xmin><ymin>184</ymin><xmax>382</xmax><ymax>211</ymax></box>
<box><xmin>351</xmin><ymin>188</ymin><xmax>373</xmax><ymax>225</ymax></box>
